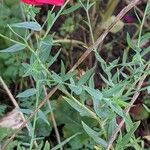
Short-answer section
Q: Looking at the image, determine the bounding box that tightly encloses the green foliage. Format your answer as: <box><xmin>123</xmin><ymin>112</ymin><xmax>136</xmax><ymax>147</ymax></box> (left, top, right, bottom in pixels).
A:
<box><xmin>0</xmin><ymin>0</ymin><xmax>150</xmax><ymax>150</ymax></box>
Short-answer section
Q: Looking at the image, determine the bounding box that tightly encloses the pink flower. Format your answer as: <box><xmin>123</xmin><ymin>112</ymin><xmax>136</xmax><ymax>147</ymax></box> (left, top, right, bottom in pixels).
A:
<box><xmin>123</xmin><ymin>15</ymin><xmax>134</xmax><ymax>23</ymax></box>
<box><xmin>21</xmin><ymin>0</ymin><xmax>64</xmax><ymax>6</ymax></box>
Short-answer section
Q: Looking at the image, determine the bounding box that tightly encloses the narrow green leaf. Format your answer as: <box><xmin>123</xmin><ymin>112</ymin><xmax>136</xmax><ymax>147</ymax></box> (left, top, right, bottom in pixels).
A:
<box><xmin>140</xmin><ymin>32</ymin><xmax>150</xmax><ymax>46</ymax></box>
<box><xmin>116</xmin><ymin>121</ymin><xmax>140</xmax><ymax>149</ymax></box>
<box><xmin>146</xmin><ymin>1</ymin><xmax>150</xmax><ymax>14</ymax></box>
<box><xmin>61</xmin><ymin>61</ymin><xmax>66</xmax><ymax>77</ymax></box>
<box><xmin>11</xmin><ymin>21</ymin><xmax>42</xmax><ymax>31</ymax></box>
<box><xmin>63</xmin><ymin>96</ymin><xmax>97</xmax><ymax>119</ymax></box>
<box><xmin>69</xmin><ymin>84</ymin><xmax>82</xmax><ymax>95</ymax></box>
<box><xmin>78</xmin><ymin>67</ymin><xmax>95</xmax><ymax>86</ymax></box>
<box><xmin>83</xmin><ymin>86</ymin><xmax>103</xmax><ymax>100</ymax></box>
<box><xmin>51</xmin><ymin>71</ymin><xmax>63</xmax><ymax>84</ymax></box>
<box><xmin>38</xmin><ymin>110</ymin><xmax>50</xmax><ymax>125</ymax></box>
<box><xmin>19</xmin><ymin>109</ymin><xmax>33</xmax><ymax>115</ymax></box>
<box><xmin>0</xmin><ymin>44</ymin><xmax>26</xmax><ymax>53</ymax></box>
<box><xmin>82</xmin><ymin>121</ymin><xmax>108</xmax><ymax>148</ymax></box>
<box><xmin>44</xmin><ymin>141</ymin><xmax>50</xmax><ymax>150</ymax></box>
<box><xmin>16</xmin><ymin>88</ymin><xmax>37</xmax><ymax>98</ymax></box>
<box><xmin>47</xmin><ymin>11</ymin><xmax>55</xmax><ymax>28</ymax></box>
<box><xmin>88</xmin><ymin>75</ymin><xmax>94</xmax><ymax>88</ymax></box>
<box><xmin>104</xmin><ymin>98</ymin><xmax>124</xmax><ymax>117</ymax></box>
<box><xmin>51</xmin><ymin>133</ymin><xmax>81</xmax><ymax>150</ymax></box>
<box><xmin>39</xmin><ymin>35</ymin><xmax>53</xmax><ymax>63</ymax></box>
<box><xmin>147</xmin><ymin>86</ymin><xmax>150</xmax><ymax>94</ymax></box>
<box><xmin>48</xmin><ymin>49</ymin><xmax>61</xmax><ymax>67</ymax></box>
<box><xmin>61</xmin><ymin>4</ymin><xmax>81</xmax><ymax>15</ymax></box>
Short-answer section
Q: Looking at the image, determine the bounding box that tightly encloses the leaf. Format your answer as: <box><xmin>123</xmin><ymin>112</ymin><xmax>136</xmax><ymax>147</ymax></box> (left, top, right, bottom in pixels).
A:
<box><xmin>19</xmin><ymin>108</ymin><xmax>33</xmax><ymax>115</ymax></box>
<box><xmin>143</xmin><ymin>104</ymin><xmax>150</xmax><ymax>113</ymax></box>
<box><xmin>78</xmin><ymin>67</ymin><xmax>95</xmax><ymax>86</ymax></box>
<box><xmin>61</xmin><ymin>4</ymin><xmax>81</xmax><ymax>15</ymax></box>
<box><xmin>82</xmin><ymin>122</ymin><xmax>108</xmax><ymax>148</ymax></box>
<box><xmin>69</xmin><ymin>78</ymin><xmax>82</xmax><ymax>95</ymax></box>
<box><xmin>147</xmin><ymin>86</ymin><xmax>150</xmax><ymax>94</ymax></box>
<box><xmin>83</xmin><ymin>86</ymin><xmax>103</xmax><ymax>100</ymax></box>
<box><xmin>47</xmin><ymin>11</ymin><xmax>55</xmax><ymax>28</ymax></box>
<box><xmin>63</xmin><ymin>71</ymin><xmax>77</xmax><ymax>81</ymax></box>
<box><xmin>69</xmin><ymin>84</ymin><xmax>82</xmax><ymax>95</ymax></box>
<box><xmin>63</xmin><ymin>96</ymin><xmax>97</xmax><ymax>119</ymax></box>
<box><xmin>126</xmin><ymin>33</ymin><xmax>141</xmax><ymax>52</ymax></box>
<box><xmin>39</xmin><ymin>35</ymin><xmax>53</xmax><ymax>63</ymax></box>
<box><xmin>88</xmin><ymin>75</ymin><xmax>94</xmax><ymax>88</ymax></box>
<box><xmin>44</xmin><ymin>141</ymin><xmax>50</xmax><ymax>150</ymax></box>
<box><xmin>139</xmin><ymin>32</ymin><xmax>150</xmax><ymax>46</ymax></box>
<box><xmin>116</xmin><ymin>121</ymin><xmax>140</xmax><ymax>149</ymax></box>
<box><xmin>100</xmin><ymin>73</ymin><xmax>113</xmax><ymax>86</ymax></box>
<box><xmin>48</xmin><ymin>49</ymin><xmax>61</xmax><ymax>67</ymax></box>
<box><xmin>51</xmin><ymin>71</ymin><xmax>63</xmax><ymax>84</ymax></box>
<box><xmin>0</xmin><ymin>44</ymin><xmax>26</xmax><ymax>53</ymax></box>
<box><xmin>103</xmin><ymin>83</ymin><xmax>125</xmax><ymax>98</ymax></box>
<box><xmin>104</xmin><ymin>98</ymin><xmax>124</xmax><ymax>117</ymax></box>
<box><xmin>38</xmin><ymin>110</ymin><xmax>50</xmax><ymax>125</ymax></box>
<box><xmin>16</xmin><ymin>88</ymin><xmax>37</xmax><ymax>98</ymax></box>
<box><xmin>127</xmin><ymin>33</ymin><xmax>135</xmax><ymax>50</ymax></box>
<box><xmin>51</xmin><ymin>133</ymin><xmax>81</xmax><ymax>150</ymax></box>
<box><xmin>61</xmin><ymin>61</ymin><xmax>66</xmax><ymax>77</ymax></box>
<box><xmin>146</xmin><ymin>1</ymin><xmax>150</xmax><ymax>14</ymax></box>
<box><xmin>108</xmin><ymin>118</ymin><xmax>118</xmax><ymax>139</ymax></box>
<box><xmin>11</xmin><ymin>21</ymin><xmax>42</xmax><ymax>31</ymax></box>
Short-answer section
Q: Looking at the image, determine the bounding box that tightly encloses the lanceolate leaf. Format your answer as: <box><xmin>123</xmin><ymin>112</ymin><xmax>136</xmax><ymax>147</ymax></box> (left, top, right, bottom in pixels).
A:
<box><xmin>78</xmin><ymin>67</ymin><xmax>95</xmax><ymax>86</ymax></box>
<box><xmin>16</xmin><ymin>88</ymin><xmax>37</xmax><ymax>98</ymax></box>
<box><xmin>116</xmin><ymin>121</ymin><xmax>140</xmax><ymax>149</ymax></box>
<box><xmin>63</xmin><ymin>96</ymin><xmax>97</xmax><ymax>119</ymax></box>
<box><xmin>51</xmin><ymin>133</ymin><xmax>81</xmax><ymax>150</ymax></box>
<box><xmin>83</xmin><ymin>86</ymin><xmax>103</xmax><ymax>100</ymax></box>
<box><xmin>82</xmin><ymin>121</ymin><xmax>108</xmax><ymax>148</ymax></box>
<box><xmin>11</xmin><ymin>21</ymin><xmax>42</xmax><ymax>31</ymax></box>
<box><xmin>61</xmin><ymin>4</ymin><xmax>81</xmax><ymax>15</ymax></box>
<box><xmin>0</xmin><ymin>44</ymin><xmax>26</xmax><ymax>53</ymax></box>
<box><xmin>44</xmin><ymin>141</ymin><xmax>50</xmax><ymax>150</ymax></box>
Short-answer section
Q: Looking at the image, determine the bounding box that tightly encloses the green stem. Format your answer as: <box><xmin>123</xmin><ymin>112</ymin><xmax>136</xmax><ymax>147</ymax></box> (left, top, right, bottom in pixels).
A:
<box><xmin>43</xmin><ymin>0</ymin><xmax>70</xmax><ymax>39</ymax></box>
<box><xmin>0</xmin><ymin>33</ymin><xmax>25</xmax><ymax>46</ymax></box>
<box><xmin>137</xmin><ymin>1</ymin><xmax>150</xmax><ymax>47</ymax></box>
<box><xmin>29</xmin><ymin>83</ymin><xmax>40</xmax><ymax>150</ymax></box>
<box><xmin>86</xmin><ymin>10</ymin><xmax>95</xmax><ymax>44</ymax></box>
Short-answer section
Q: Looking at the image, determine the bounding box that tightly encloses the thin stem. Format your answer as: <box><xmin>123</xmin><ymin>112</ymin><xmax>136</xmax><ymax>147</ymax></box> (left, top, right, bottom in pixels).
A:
<box><xmin>43</xmin><ymin>86</ymin><xmax>63</xmax><ymax>150</ymax></box>
<box><xmin>137</xmin><ymin>1</ymin><xmax>149</xmax><ymax>47</ymax></box>
<box><xmin>41</xmin><ymin>5</ymin><xmax>56</xmax><ymax>29</ymax></box>
<box><xmin>0</xmin><ymin>33</ymin><xmax>25</xmax><ymax>46</ymax></box>
<box><xmin>7</xmin><ymin>25</ymin><xmax>26</xmax><ymax>42</ymax></box>
<box><xmin>43</xmin><ymin>0</ymin><xmax>70</xmax><ymax>39</ymax></box>
<box><xmin>86</xmin><ymin>10</ymin><xmax>95</xmax><ymax>44</ymax></box>
<box><xmin>54</xmin><ymin>39</ymin><xmax>87</xmax><ymax>48</ymax></box>
<box><xmin>29</xmin><ymin>83</ymin><xmax>39</xmax><ymax>150</ymax></box>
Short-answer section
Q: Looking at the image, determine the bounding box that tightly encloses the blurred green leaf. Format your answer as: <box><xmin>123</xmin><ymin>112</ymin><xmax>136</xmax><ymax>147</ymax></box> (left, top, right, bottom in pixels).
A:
<box><xmin>0</xmin><ymin>44</ymin><xmax>26</xmax><ymax>53</ymax></box>
<box><xmin>11</xmin><ymin>21</ymin><xmax>42</xmax><ymax>31</ymax></box>
<box><xmin>82</xmin><ymin>121</ymin><xmax>108</xmax><ymax>148</ymax></box>
<box><xmin>16</xmin><ymin>88</ymin><xmax>37</xmax><ymax>98</ymax></box>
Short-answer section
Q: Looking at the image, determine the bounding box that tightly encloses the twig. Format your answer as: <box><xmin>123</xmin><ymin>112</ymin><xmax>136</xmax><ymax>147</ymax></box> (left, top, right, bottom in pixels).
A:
<box><xmin>0</xmin><ymin>76</ymin><xmax>38</xmax><ymax>148</ymax></box>
<box><xmin>106</xmin><ymin>64</ymin><xmax>150</xmax><ymax>150</ymax></box>
<box><xmin>0</xmin><ymin>76</ymin><xmax>29</xmax><ymax>129</ymax></box>
<box><xmin>1</xmin><ymin>0</ymin><xmax>140</xmax><ymax>149</ymax></box>
<box><xmin>43</xmin><ymin>86</ymin><xmax>63</xmax><ymax>150</ymax></box>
